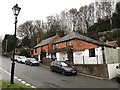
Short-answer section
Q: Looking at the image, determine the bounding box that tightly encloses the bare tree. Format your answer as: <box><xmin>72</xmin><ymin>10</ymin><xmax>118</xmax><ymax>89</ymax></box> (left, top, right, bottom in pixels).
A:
<box><xmin>17</xmin><ymin>21</ymin><xmax>34</xmax><ymax>39</ymax></box>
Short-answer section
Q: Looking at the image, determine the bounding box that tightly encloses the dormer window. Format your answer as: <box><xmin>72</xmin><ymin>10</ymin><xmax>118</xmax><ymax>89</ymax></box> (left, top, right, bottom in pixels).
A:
<box><xmin>66</xmin><ymin>41</ymin><xmax>71</xmax><ymax>47</ymax></box>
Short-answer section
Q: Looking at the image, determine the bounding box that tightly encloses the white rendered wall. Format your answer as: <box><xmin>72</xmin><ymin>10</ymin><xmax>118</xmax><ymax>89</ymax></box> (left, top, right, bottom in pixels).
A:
<box><xmin>73</xmin><ymin>51</ymin><xmax>84</xmax><ymax>64</ymax></box>
<box><xmin>56</xmin><ymin>52</ymin><xmax>68</xmax><ymax>61</ymax></box>
<box><xmin>107</xmin><ymin>63</ymin><xmax>119</xmax><ymax>79</ymax></box>
<box><xmin>73</xmin><ymin>47</ymin><xmax>103</xmax><ymax>64</ymax></box>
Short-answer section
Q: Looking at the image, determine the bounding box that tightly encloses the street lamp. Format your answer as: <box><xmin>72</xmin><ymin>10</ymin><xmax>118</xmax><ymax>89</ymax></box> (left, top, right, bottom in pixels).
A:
<box><xmin>10</xmin><ymin>4</ymin><xmax>21</xmax><ymax>84</ymax></box>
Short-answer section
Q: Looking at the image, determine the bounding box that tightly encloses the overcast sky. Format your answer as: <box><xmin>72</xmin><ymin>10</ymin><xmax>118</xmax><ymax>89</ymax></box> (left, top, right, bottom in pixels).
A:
<box><xmin>0</xmin><ymin>0</ymin><xmax>95</xmax><ymax>38</ymax></box>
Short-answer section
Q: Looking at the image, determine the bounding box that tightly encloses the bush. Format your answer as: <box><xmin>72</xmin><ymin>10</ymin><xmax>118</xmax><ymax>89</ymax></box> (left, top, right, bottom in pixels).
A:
<box><xmin>19</xmin><ymin>49</ymin><xmax>30</xmax><ymax>57</ymax></box>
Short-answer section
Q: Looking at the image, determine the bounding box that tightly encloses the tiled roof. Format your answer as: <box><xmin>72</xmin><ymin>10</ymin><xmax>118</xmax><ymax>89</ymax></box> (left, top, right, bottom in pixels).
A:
<box><xmin>105</xmin><ymin>41</ymin><xmax>118</xmax><ymax>47</ymax></box>
<box><xmin>54</xmin><ymin>31</ymin><xmax>106</xmax><ymax>46</ymax></box>
<box><xmin>34</xmin><ymin>35</ymin><xmax>57</xmax><ymax>48</ymax></box>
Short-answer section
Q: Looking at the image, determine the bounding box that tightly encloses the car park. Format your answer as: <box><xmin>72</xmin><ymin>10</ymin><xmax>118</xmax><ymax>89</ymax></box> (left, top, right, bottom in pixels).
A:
<box><xmin>50</xmin><ymin>61</ymin><xmax>77</xmax><ymax>75</ymax></box>
<box><xmin>25</xmin><ymin>58</ymin><xmax>39</xmax><ymax>66</ymax></box>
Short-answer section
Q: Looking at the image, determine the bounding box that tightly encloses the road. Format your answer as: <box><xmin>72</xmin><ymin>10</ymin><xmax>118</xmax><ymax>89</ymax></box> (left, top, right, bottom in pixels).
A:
<box><xmin>0</xmin><ymin>55</ymin><xmax>119</xmax><ymax>88</ymax></box>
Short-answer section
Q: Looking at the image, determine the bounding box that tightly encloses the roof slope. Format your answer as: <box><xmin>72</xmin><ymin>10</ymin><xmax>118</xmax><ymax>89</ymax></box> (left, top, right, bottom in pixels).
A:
<box><xmin>54</xmin><ymin>31</ymin><xmax>105</xmax><ymax>46</ymax></box>
<box><xmin>34</xmin><ymin>35</ymin><xmax>56</xmax><ymax>48</ymax></box>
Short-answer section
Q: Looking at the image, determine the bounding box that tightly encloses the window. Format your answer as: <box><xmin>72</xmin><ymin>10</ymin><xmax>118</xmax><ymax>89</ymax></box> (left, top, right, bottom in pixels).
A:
<box><xmin>66</xmin><ymin>41</ymin><xmax>71</xmax><ymax>47</ymax></box>
<box><xmin>89</xmin><ymin>48</ymin><xmax>95</xmax><ymax>57</ymax></box>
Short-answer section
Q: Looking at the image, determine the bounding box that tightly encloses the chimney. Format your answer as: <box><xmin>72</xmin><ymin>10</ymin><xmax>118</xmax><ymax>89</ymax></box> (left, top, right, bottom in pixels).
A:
<box><xmin>37</xmin><ymin>38</ymin><xmax>41</xmax><ymax>44</ymax></box>
<box><xmin>56</xmin><ymin>30</ymin><xmax>59</xmax><ymax>35</ymax></box>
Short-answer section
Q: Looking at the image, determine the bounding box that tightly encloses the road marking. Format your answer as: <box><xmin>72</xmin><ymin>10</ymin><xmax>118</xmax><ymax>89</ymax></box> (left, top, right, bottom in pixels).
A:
<box><xmin>31</xmin><ymin>86</ymin><xmax>36</xmax><ymax>88</ymax></box>
<box><xmin>26</xmin><ymin>83</ymin><xmax>31</xmax><ymax>86</ymax></box>
<box><xmin>21</xmin><ymin>81</ymin><xmax>26</xmax><ymax>84</ymax></box>
<box><xmin>0</xmin><ymin>66</ymin><xmax>36</xmax><ymax>88</ymax></box>
<box><xmin>14</xmin><ymin>76</ymin><xmax>18</xmax><ymax>79</ymax></box>
<box><xmin>18</xmin><ymin>79</ymin><xmax>22</xmax><ymax>81</ymax></box>
<box><xmin>0</xmin><ymin>67</ymin><xmax>10</xmax><ymax>75</ymax></box>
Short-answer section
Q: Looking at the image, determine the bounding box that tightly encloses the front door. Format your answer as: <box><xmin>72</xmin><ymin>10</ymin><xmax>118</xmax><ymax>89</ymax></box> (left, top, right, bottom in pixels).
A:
<box><xmin>67</xmin><ymin>49</ymin><xmax>73</xmax><ymax>63</ymax></box>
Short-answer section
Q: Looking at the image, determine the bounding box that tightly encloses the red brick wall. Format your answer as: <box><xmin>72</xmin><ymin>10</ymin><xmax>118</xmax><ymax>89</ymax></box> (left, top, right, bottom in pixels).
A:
<box><xmin>49</xmin><ymin>35</ymin><xmax>61</xmax><ymax>51</ymax></box>
<box><xmin>33</xmin><ymin>35</ymin><xmax>60</xmax><ymax>56</ymax></box>
<box><xmin>72</xmin><ymin>39</ymin><xmax>98</xmax><ymax>50</ymax></box>
<box><xmin>54</xmin><ymin>39</ymin><xmax>98</xmax><ymax>51</ymax></box>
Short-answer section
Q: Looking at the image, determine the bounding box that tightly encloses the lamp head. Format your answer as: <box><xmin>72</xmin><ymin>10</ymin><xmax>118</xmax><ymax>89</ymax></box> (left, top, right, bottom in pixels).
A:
<box><xmin>12</xmin><ymin>4</ymin><xmax>21</xmax><ymax>17</ymax></box>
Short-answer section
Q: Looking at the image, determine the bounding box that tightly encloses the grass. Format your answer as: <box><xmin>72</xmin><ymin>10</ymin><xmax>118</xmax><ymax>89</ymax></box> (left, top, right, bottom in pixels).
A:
<box><xmin>0</xmin><ymin>80</ymin><xmax>34</xmax><ymax>90</ymax></box>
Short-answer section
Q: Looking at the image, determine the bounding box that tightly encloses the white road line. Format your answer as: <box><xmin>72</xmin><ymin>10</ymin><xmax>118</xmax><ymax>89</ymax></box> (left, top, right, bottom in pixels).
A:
<box><xmin>18</xmin><ymin>79</ymin><xmax>22</xmax><ymax>81</ymax></box>
<box><xmin>21</xmin><ymin>81</ymin><xmax>26</xmax><ymax>84</ymax></box>
<box><xmin>25</xmin><ymin>83</ymin><xmax>31</xmax><ymax>86</ymax></box>
<box><xmin>0</xmin><ymin>67</ymin><xmax>10</xmax><ymax>75</ymax></box>
<box><xmin>31</xmin><ymin>86</ymin><xmax>36</xmax><ymax>88</ymax></box>
<box><xmin>14</xmin><ymin>76</ymin><xmax>18</xmax><ymax>79</ymax></box>
<box><xmin>0</xmin><ymin>66</ymin><xmax>36</xmax><ymax>88</ymax></box>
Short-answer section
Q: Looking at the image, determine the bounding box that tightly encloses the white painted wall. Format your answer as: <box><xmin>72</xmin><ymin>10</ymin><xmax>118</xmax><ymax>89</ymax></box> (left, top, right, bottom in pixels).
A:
<box><xmin>73</xmin><ymin>51</ymin><xmax>84</xmax><ymax>64</ymax></box>
<box><xmin>38</xmin><ymin>54</ymin><xmax>40</xmax><ymax>61</ymax></box>
<box><xmin>107</xmin><ymin>63</ymin><xmax>119</xmax><ymax>79</ymax></box>
<box><xmin>73</xmin><ymin>47</ymin><xmax>103</xmax><ymax>64</ymax></box>
<box><xmin>56</xmin><ymin>52</ymin><xmax>68</xmax><ymax>61</ymax></box>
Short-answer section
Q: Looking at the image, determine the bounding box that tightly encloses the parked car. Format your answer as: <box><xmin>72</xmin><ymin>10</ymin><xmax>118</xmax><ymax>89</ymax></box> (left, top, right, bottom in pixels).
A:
<box><xmin>16</xmin><ymin>56</ymin><xmax>27</xmax><ymax>63</ymax></box>
<box><xmin>50</xmin><ymin>61</ymin><xmax>77</xmax><ymax>75</ymax></box>
<box><xmin>25</xmin><ymin>58</ymin><xmax>39</xmax><ymax>66</ymax></box>
<box><xmin>11</xmin><ymin>55</ymin><xmax>20</xmax><ymax>61</ymax></box>
<box><xmin>116</xmin><ymin>65</ymin><xmax>120</xmax><ymax>83</ymax></box>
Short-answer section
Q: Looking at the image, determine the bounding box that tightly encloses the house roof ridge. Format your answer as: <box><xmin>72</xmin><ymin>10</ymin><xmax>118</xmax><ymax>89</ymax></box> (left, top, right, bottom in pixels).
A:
<box><xmin>34</xmin><ymin>35</ymin><xmax>57</xmax><ymax>48</ymax></box>
<box><xmin>54</xmin><ymin>31</ymin><xmax>111</xmax><ymax>47</ymax></box>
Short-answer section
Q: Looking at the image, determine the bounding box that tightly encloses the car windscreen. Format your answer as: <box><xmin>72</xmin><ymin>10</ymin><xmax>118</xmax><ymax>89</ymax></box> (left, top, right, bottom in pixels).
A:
<box><xmin>30</xmin><ymin>58</ymin><xmax>36</xmax><ymax>61</ymax></box>
<box><xmin>20</xmin><ymin>56</ymin><xmax>26</xmax><ymax>59</ymax></box>
<box><xmin>61</xmin><ymin>62</ymin><xmax>68</xmax><ymax>66</ymax></box>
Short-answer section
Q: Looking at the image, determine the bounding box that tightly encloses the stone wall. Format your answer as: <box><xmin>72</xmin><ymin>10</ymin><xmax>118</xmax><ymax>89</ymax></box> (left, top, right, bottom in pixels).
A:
<box><xmin>73</xmin><ymin>64</ymin><xmax>109</xmax><ymax>78</ymax></box>
<box><xmin>42</xmin><ymin>58</ymin><xmax>109</xmax><ymax>78</ymax></box>
<box><xmin>42</xmin><ymin>58</ymin><xmax>52</xmax><ymax>66</ymax></box>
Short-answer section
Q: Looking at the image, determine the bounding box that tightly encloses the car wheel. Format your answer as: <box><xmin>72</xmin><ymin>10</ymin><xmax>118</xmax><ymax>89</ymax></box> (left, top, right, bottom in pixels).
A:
<box><xmin>116</xmin><ymin>77</ymin><xmax>120</xmax><ymax>83</ymax></box>
<box><xmin>50</xmin><ymin>67</ymin><xmax>54</xmax><ymax>72</ymax></box>
<box><xmin>62</xmin><ymin>70</ymin><xmax>66</xmax><ymax>75</ymax></box>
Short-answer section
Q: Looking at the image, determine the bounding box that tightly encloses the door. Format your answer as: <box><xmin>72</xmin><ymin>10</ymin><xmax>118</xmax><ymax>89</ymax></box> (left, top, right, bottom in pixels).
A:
<box><xmin>67</xmin><ymin>49</ymin><xmax>73</xmax><ymax>63</ymax></box>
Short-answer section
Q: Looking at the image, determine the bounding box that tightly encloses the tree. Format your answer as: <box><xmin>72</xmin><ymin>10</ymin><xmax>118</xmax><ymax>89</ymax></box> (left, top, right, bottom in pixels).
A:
<box><xmin>2</xmin><ymin>34</ymin><xmax>18</xmax><ymax>52</ymax></box>
<box><xmin>21</xmin><ymin>36</ymin><xmax>31</xmax><ymax>47</ymax></box>
<box><xmin>116</xmin><ymin>2</ymin><xmax>120</xmax><ymax>14</ymax></box>
<box><xmin>17</xmin><ymin>21</ymin><xmax>35</xmax><ymax>39</ymax></box>
<box><xmin>45</xmin><ymin>15</ymin><xmax>65</xmax><ymax>38</ymax></box>
<box><xmin>112</xmin><ymin>2</ymin><xmax>120</xmax><ymax>28</ymax></box>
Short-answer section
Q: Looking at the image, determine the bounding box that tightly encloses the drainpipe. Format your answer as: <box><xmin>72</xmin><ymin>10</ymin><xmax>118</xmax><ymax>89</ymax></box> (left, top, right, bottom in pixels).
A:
<box><xmin>102</xmin><ymin>46</ymin><xmax>106</xmax><ymax>64</ymax></box>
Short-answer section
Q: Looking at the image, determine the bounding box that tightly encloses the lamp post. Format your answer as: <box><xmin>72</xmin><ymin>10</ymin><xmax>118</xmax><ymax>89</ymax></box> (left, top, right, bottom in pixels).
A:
<box><xmin>10</xmin><ymin>4</ymin><xmax>21</xmax><ymax>84</ymax></box>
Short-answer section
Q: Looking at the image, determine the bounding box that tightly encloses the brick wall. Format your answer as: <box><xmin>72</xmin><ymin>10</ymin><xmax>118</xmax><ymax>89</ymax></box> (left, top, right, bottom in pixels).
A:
<box><xmin>54</xmin><ymin>39</ymin><xmax>98</xmax><ymax>51</ymax></box>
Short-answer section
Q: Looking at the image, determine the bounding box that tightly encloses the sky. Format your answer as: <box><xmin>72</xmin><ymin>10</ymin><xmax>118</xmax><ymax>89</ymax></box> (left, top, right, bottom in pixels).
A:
<box><xmin>0</xmin><ymin>0</ymin><xmax>95</xmax><ymax>39</ymax></box>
